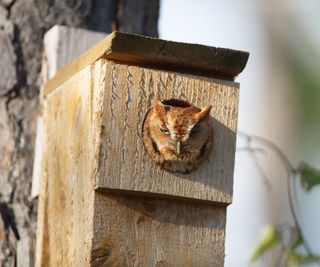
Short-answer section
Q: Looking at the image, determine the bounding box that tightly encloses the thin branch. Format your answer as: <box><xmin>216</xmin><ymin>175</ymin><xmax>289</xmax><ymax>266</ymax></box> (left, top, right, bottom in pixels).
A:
<box><xmin>237</xmin><ymin>131</ymin><xmax>294</xmax><ymax>172</ymax></box>
<box><xmin>237</xmin><ymin>134</ymin><xmax>272</xmax><ymax>190</ymax></box>
<box><xmin>238</xmin><ymin>131</ymin><xmax>319</xmax><ymax>265</ymax></box>
<box><xmin>237</xmin><ymin>147</ymin><xmax>266</xmax><ymax>154</ymax></box>
<box><xmin>250</xmin><ymin>147</ymin><xmax>273</xmax><ymax>190</ymax></box>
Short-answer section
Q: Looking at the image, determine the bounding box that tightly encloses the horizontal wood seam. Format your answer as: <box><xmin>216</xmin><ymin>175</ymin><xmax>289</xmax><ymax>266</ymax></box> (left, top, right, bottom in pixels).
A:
<box><xmin>95</xmin><ymin>187</ymin><xmax>231</xmax><ymax>207</ymax></box>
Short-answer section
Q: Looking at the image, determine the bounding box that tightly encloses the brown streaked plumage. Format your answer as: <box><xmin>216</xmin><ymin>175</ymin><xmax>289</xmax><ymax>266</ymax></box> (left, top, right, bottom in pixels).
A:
<box><xmin>142</xmin><ymin>98</ymin><xmax>213</xmax><ymax>173</ymax></box>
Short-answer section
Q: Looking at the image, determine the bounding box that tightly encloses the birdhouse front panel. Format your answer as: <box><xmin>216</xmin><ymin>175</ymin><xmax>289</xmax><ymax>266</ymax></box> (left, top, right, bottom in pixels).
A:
<box><xmin>95</xmin><ymin>59</ymin><xmax>239</xmax><ymax>204</ymax></box>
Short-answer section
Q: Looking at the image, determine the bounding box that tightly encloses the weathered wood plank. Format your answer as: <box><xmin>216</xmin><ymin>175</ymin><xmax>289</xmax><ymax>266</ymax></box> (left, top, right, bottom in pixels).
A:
<box><xmin>96</xmin><ymin>60</ymin><xmax>238</xmax><ymax>204</ymax></box>
<box><xmin>32</xmin><ymin>25</ymin><xmax>106</xmax><ymax>198</ymax></box>
<box><xmin>35</xmin><ymin>62</ymin><xmax>106</xmax><ymax>267</ymax></box>
<box><xmin>92</xmin><ymin>192</ymin><xmax>226</xmax><ymax>267</ymax></box>
<box><xmin>37</xmin><ymin>59</ymin><xmax>238</xmax><ymax>265</ymax></box>
<box><xmin>44</xmin><ymin>31</ymin><xmax>249</xmax><ymax>96</ymax></box>
<box><xmin>37</xmin><ymin>27</ymin><xmax>245</xmax><ymax>264</ymax></box>
<box><xmin>42</xmin><ymin>25</ymin><xmax>107</xmax><ymax>80</ymax></box>
<box><xmin>107</xmin><ymin>32</ymin><xmax>249</xmax><ymax>79</ymax></box>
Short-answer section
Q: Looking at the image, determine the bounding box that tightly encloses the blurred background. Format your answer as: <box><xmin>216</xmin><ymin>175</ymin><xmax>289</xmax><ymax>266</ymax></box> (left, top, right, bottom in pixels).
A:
<box><xmin>1</xmin><ymin>0</ymin><xmax>319</xmax><ymax>266</ymax></box>
<box><xmin>159</xmin><ymin>0</ymin><xmax>320</xmax><ymax>266</ymax></box>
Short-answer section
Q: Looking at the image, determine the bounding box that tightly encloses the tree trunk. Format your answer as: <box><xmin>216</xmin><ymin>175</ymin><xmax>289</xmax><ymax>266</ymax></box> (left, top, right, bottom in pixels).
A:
<box><xmin>0</xmin><ymin>0</ymin><xmax>159</xmax><ymax>265</ymax></box>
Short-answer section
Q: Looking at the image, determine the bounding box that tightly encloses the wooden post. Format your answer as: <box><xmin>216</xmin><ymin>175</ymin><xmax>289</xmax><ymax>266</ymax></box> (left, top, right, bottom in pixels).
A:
<box><xmin>32</xmin><ymin>25</ymin><xmax>106</xmax><ymax>198</ymax></box>
<box><xmin>35</xmin><ymin>31</ymin><xmax>248</xmax><ymax>266</ymax></box>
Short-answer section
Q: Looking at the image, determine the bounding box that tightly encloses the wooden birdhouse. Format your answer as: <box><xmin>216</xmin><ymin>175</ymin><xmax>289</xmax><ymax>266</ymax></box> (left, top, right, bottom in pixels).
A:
<box><xmin>35</xmin><ymin>31</ymin><xmax>248</xmax><ymax>266</ymax></box>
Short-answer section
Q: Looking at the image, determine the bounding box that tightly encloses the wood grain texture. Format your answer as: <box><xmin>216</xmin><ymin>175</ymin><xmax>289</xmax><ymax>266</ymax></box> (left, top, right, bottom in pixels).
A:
<box><xmin>43</xmin><ymin>25</ymin><xmax>107</xmax><ymax>80</ymax></box>
<box><xmin>32</xmin><ymin>25</ymin><xmax>106</xmax><ymax>198</ymax></box>
<box><xmin>96</xmin><ymin>60</ymin><xmax>239</xmax><ymax>204</ymax></box>
<box><xmin>35</xmin><ymin>62</ymin><xmax>106</xmax><ymax>267</ymax></box>
<box><xmin>107</xmin><ymin>31</ymin><xmax>249</xmax><ymax>80</ymax></box>
<box><xmin>44</xmin><ymin>31</ymin><xmax>249</xmax><ymax>96</ymax></box>
<box><xmin>37</xmin><ymin>58</ymin><xmax>240</xmax><ymax>265</ymax></box>
<box><xmin>91</xmin><ymin>192</ymin><xmax>226</xmax><ymax>267</ymax></box>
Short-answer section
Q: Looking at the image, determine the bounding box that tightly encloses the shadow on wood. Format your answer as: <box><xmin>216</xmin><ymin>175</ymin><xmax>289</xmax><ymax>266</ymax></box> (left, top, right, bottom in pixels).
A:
<box><xmin>35</xmin><ymin>30</ymin><xmax>248</xmax><ymax>267</ymax></box>
<box><xmin>91</xmin><ymin>192</ymin><xmax>226</xmax><ymax>266</ymax></box>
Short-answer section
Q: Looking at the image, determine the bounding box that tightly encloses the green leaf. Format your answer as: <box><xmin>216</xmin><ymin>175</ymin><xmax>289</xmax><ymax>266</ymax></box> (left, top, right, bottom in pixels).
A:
<box><xmin>299</xmin><ymin>161</ymin><xmax>320</xmax><ymax>191</ymax></box>
<box><xmin>286</xmin><ymin>250</ymin><xmax>320</xmax><ymax>267</ymax></box>
<box><xmin>249</xmin><ymin>225</ymin><xmax>279</xmax><ymax>263</ymax></box>
<box><xmin>285</xmin><ymin>227</ymin><xmax>320</xmax><ymax>266</ymax></box>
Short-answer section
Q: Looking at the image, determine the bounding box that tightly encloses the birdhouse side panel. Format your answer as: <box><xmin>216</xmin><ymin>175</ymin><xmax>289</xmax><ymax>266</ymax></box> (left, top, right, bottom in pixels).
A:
<box><xmin>37</xmin><ymin>62</ymin><xmax>106</xmax><ymax>266</ymax></box>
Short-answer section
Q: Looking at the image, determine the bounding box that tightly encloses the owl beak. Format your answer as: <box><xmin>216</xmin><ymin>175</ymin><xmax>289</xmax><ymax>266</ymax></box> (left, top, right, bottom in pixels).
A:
<box><xmin>176</xmin><ymin>141</ymin><xmax>181</xmax><ymax>155</ymax></box>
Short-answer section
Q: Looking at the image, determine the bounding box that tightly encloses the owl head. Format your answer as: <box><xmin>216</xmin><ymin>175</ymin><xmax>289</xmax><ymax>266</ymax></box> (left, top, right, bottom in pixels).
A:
<box><xmin>143</xmin><ymin>98</ymin><xmax>213</xmax><ymax>173</ymax></box>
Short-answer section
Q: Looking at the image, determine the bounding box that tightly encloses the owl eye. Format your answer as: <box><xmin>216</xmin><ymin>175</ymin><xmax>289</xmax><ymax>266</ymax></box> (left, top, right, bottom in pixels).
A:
<box><xmin>159</xmin><ymin>127</ymin><xmax>170</xmax><ymax>135</ymax></box>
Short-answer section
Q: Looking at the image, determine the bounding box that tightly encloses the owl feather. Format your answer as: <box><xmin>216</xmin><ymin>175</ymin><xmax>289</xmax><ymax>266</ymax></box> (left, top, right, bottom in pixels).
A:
<box><xmin>142</xmin><ymin>98</ymin><xmax>213</xmax><ymax>173</ymax></box>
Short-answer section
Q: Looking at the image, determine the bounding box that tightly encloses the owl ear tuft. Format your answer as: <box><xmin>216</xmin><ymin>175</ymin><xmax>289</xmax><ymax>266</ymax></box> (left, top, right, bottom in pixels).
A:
<box><xmin>195</xmin><ymin>105</ymin><xmax>212</xmax><ymax>121</ymax></box>
<box><xmin>154</xmin><ymin>99</ymin><xmax>167</xmax><ymax>119</ymax></box>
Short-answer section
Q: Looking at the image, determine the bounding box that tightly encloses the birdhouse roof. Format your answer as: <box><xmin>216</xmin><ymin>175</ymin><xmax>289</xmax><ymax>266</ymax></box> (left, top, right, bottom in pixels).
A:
<box><xmin>45</xmin><ymin>31</ymin><xmax>249</xmax><ymax>96</ymax></box>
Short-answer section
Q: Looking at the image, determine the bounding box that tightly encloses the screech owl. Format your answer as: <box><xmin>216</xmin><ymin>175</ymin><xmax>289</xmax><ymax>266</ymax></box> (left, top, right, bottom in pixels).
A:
<box><xmin>142</xmin><ymin>98</ymin><xmax>213</xmax><ymax>173</ymax></box>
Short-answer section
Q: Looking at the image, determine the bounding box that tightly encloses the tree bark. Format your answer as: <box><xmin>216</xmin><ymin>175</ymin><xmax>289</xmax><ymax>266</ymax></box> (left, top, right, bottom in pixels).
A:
<box><xmin>0</xmin><ymin>0</ymin><xmax>159</xmax><ymax>265</ymax></box>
